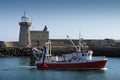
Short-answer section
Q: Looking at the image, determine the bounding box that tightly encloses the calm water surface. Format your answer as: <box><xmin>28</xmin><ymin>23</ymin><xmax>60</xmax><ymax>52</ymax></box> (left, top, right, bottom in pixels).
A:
<box><xmin>0</xmin><ymin>57</ymin><xmax>119</xmax><ymax>80</ymax></box>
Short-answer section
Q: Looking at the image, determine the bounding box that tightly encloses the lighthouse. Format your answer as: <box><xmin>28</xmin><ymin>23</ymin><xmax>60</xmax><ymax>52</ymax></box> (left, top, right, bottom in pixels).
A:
<box><xmin>19</xmin><ymin>12</ymin><xmax>31</xmax><ymax>47</ymax></box>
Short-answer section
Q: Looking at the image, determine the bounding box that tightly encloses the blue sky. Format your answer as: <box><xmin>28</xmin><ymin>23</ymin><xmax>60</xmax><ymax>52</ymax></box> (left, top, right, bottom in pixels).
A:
<box><xmin>0</xmin><ymin>0</ymin><xmax>120</xmax><ymax>41</ymax></box>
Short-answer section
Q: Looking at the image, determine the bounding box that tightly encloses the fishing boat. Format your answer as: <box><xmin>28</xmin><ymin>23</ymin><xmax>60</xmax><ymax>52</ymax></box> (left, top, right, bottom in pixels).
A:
<box><xmin>32</xmin><ymin>36</ymin><xmax>107</xmax><ymax>69</ymax></box>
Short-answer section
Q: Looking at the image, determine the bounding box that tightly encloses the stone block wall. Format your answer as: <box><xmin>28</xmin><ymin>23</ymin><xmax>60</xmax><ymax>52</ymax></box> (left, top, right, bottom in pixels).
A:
<box><xmin>30</xmin><ymin>30</ymin><xmax>49</xmax><ymax>47</ymax></box>
<box><xmin>0</xmin><ymin>41</ymin><xmax>18</xmax><ymax>48</ymax></box>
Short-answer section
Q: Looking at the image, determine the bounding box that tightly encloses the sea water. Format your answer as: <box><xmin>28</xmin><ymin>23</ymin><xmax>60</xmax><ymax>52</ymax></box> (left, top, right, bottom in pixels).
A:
<box><xmin>0</xmin><ymin>57</ymin><xmax>119</xmax><ymax>80</ymax></box>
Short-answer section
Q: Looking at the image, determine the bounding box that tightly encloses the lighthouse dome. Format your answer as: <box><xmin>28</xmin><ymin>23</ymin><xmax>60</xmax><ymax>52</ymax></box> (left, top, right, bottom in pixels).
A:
<box><xmin>21</xmin><ymin>16</ymin><xmax>29</xmax><ymax>22</ymax></box>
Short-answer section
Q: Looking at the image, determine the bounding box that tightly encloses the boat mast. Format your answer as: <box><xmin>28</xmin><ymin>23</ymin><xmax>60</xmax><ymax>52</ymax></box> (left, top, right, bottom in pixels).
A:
<box><xmin>44</xmin><ymin>40</ymin><xmax>52</xmax><ymax>62</ymax></box>
<box><xmin>45</xmin><ymin>40</ymin><xmax>51</xmax><ymax>56</ymax></box>
<box><xmin>67</xmin><ymin>35</ymin><xmax>79</xmax><ymax>52</ymax></box>
<box><xmin>41</xmin><ymin>46</ymin><xmax>47</xmax><ymax>64</ymax></box>
<box><xmin>78</xmin><ymin>34</ymin><xmax>82</xmax><ymax>52</ymax></box>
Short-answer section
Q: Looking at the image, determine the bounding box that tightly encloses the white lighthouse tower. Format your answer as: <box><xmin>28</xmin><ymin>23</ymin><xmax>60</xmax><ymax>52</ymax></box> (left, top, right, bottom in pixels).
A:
<box><xmin>19</xmin><ymin>12</ymin><xmax>31</xmax><ymax>47</ymax></box>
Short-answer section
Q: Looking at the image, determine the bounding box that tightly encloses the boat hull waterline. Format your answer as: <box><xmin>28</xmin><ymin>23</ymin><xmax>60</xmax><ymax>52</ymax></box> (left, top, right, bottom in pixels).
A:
<box><xmin>36</xmin><ymin>59</ymin><xmax>107</xmax><ymax>69</ymax></box>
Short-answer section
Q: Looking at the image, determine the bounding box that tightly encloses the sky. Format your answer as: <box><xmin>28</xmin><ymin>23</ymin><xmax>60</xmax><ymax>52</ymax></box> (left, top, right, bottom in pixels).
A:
<box><xmin>1</xmin><ymin>0</ymin><xmax>120</xmax><ymax>41</ymax></box>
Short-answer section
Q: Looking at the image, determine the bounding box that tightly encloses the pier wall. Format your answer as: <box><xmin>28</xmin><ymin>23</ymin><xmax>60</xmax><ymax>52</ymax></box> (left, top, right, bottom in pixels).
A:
<box><xmin>0</xmin><ymin>38</ymin><xmax>120</xmax><ymax>57</ymax></box>
<box><xmin>50</xmin><ymin>39</ymin><xmax>115</xmax><ymax>49</ymax></box>
<box><xmin>0</xmin><ymin>31</ymin><xmax>49</xmax><ymax>48</ymax></box>
<box><xmin>0</xmin><ymin>38</ymin><xmax>115</xmax><ymax>48</ymax></box>
<box><xmin>30</xmin><ymin>30</ymin><xmax>49</xmax><ymax>47</ymax></box>
<box><xmin>0</xmin><ymin>41</ymin><xmax>18</xmax><ymax>48</ymax></box>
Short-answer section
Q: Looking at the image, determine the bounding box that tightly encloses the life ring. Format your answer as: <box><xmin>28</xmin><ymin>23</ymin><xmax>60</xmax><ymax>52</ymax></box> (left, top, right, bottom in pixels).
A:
<box><xmin>72</xmin><ymin>56</ymin><xmax>77</xmax><ymax>60</ymax></box>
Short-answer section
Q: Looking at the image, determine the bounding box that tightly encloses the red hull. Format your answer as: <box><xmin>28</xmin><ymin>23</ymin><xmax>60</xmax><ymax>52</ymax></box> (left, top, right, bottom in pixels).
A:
<box><xmin>36</xmin><ymin>59</ymin><xmax>107</xmax><ymax>69</ymax></box>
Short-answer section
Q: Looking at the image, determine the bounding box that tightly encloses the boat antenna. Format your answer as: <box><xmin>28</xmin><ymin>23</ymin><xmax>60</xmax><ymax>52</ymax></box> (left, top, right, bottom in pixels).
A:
<box><xmin>78</xmin><ymin>34</ymin><xmax>82</xmax><ymax>52</ymax></box>
<box><xmin>67</xmin><ymin>35</ymin><xmax>79</xmax><ymax>52</ymax></box>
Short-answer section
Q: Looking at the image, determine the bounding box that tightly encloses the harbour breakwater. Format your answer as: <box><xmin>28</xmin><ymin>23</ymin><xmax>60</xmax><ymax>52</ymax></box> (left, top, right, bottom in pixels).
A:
<box><xmin>92</xmin><ymin>47</ymin><xmax>120</xmax><ymax>57</ymax></box>
<box><xmin>0</xmin><ymin>47</ymin><xmax>120</xmax><ymax>57</ymax></box>
<box><xmin>0</xmin><ymin>47</ymin><xmax>32</xmax><ymax>57</ymax></box>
